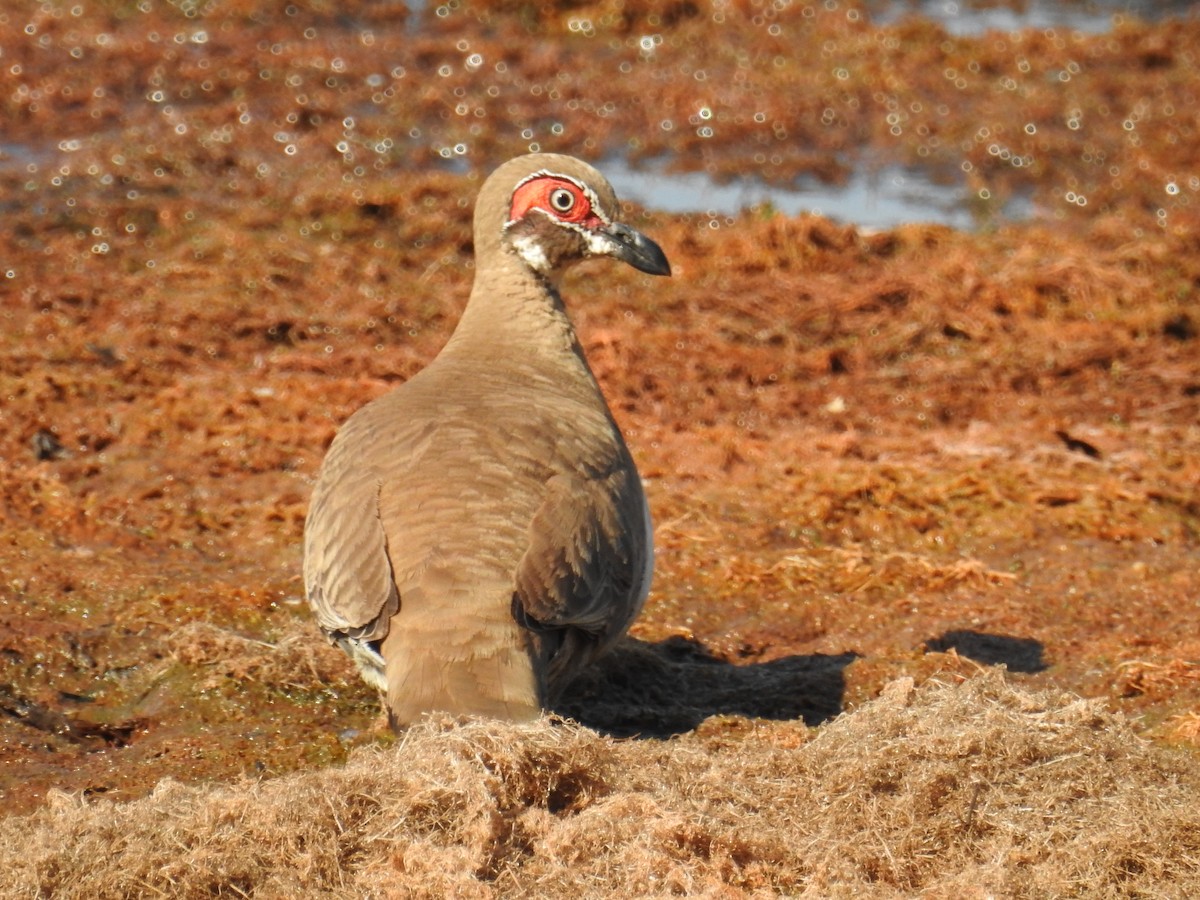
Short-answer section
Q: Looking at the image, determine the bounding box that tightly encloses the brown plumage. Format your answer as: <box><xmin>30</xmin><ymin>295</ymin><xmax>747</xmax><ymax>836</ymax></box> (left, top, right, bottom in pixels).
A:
<box><xmin>304</xmin><ymin>153</ymin><xmax>671</xmax><ymax>729</ymax></box>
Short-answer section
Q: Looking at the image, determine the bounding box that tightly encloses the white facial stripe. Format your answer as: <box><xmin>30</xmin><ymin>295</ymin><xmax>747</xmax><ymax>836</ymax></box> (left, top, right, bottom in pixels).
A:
<box><xmin>575</xmin><ymin>181</ymin><xmax>609</xmax><ymax>224</ymax></box>
<box><xmin>579</xmin><ymin>225</ymin><xmax>615</xmax><ymax>257</ymax></box>
<box><xmin>511</xmin><ymin>233</ymin><xmax>551</xmax><ymax>273</ymax></box>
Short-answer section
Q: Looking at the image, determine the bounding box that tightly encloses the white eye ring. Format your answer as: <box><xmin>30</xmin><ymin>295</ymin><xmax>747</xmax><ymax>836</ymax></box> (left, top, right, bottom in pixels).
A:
<box><xmin>549</xmin><ymin>187</ymin><xmax>576</xmax><ymax>213</ymax></box>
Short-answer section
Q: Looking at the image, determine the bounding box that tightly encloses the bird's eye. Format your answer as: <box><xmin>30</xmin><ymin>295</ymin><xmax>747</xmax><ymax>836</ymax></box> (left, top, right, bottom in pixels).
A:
<box><xmin>549</xmin><ymin>187</ymin><xmax>576</xmax><ymax>213</ymax></box>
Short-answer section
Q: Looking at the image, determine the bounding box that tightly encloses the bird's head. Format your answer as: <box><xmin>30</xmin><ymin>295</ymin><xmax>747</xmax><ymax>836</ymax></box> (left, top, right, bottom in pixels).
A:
<box><xmin>477</xmin><ymin>153</ymin><xmax>671</xmax><ymax>280</ymax></box>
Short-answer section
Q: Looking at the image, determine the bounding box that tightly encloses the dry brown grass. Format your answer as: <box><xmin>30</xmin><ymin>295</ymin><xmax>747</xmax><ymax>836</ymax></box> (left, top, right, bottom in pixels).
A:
<box><xmin>166</xmin><ymin>621</ymin><xmax>357</xmax><ymax>692</ymax></box>
<box><xmin>1</xmin><ymin>672</ymin><xmax>1197</xmax><ymax>898</ymax></box>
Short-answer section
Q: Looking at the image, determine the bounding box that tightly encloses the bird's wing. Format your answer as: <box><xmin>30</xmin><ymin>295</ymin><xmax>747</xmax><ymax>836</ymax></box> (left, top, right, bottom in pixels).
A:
<box><xmin>512</xmin><ymin>467</ymin><xmax>650</xmax><ymax>643</ymax></box>
<box><xmin>303</xmin><ymin>423</ymin><xmax>408</xmax><ymax>642</ymax></box>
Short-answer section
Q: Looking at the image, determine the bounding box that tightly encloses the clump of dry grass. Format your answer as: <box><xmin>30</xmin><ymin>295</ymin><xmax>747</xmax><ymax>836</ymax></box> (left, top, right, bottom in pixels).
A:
<box><xmin>1115</xmin><ymin>657</ymin><xmax>1200</xmax><ymax>699</ymax></box>
<box><xmin>166</xmin><ymin>621</ymin><xmax>356</xmax><ymax>691</ymax></box>
<box><xmin>2</xmin><ymin>672</ymin><xmax>1198</xmax><ymax>898</ymax></box>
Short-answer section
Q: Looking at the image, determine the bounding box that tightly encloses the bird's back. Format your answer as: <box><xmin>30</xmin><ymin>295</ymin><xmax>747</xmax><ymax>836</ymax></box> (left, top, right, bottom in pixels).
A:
<box><xmin>304</xmin><ymin>349</ymin><xmax>650</xmax><ymax>725</ymax></box>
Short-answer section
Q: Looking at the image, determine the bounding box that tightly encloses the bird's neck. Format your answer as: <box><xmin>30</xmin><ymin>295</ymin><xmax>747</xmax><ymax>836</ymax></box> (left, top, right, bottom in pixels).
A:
<box><xmin>443</xmin><ymin>257</ymin><xmax>583</xmax><ymax>364</ymax></box>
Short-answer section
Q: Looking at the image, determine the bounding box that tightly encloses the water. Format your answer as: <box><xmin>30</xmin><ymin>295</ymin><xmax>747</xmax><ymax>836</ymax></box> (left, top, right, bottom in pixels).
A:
<box><xmin>0</xmin><ymin>143</ymin><xmax>41</xmax><ymax>173</ymax></box>
<box><xmin>607</xmin><ymin>159</ymin><xmax>1034</xmax><ymax>231</ymax></box>
<box><xmin>409</xmin><ymin>0</ymin><xmax>1199</xmax><ymax>37</ymax></box>
<box><xmin>0</xmin><ymin>138</ymin><xmax>1037</xmax><ymax>233</ymax></box>
<box><xmin>865</xmin><ymin>0</ymin><xmax>1197</xmax><ymax>35</ymax></box>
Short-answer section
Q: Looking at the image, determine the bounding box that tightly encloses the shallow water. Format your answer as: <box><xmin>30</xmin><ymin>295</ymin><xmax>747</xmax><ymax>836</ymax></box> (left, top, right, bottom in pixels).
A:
<box><xmin>608</xmin><ymin>0</ymin><xmax>1197</xmax><ymax>226</ymax></box>
<box><xmin>617</xmin><ymin>0</ymin><xmax>1196</xmax><ymax>225</ymax></box>
<box><xmin>865</xmin><ymin>0</ymin><xmax>1198</xmax><ymax>35</ymax></box>
<box><xmin>607</xmin><ymin>158</ymin><xmax>1035</xmax><ymax>230</ymax></box>
<box><xmin>0</xmin><ymin>143</ymin><xmax>39</xmax><ymax>172</ymax></box>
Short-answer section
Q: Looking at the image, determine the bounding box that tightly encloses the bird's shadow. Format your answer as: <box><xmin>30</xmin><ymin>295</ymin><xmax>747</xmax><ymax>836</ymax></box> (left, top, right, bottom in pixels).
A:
<box><xmin>554</xmin><ymin>636</ymin><xmax>857</xmax><ymax>738</ymax></box>
<box><xmin>924</xmin><ymin>629</ymin><xmax>1048</xmax><ymax>674</ymax></box>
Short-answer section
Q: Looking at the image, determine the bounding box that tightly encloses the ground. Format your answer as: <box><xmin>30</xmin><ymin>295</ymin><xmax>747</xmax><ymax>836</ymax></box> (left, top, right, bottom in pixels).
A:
<box><xmin>0</xmin><ymin>0</ymin><xmax>1198</xmax><ymax>894</ymax></box>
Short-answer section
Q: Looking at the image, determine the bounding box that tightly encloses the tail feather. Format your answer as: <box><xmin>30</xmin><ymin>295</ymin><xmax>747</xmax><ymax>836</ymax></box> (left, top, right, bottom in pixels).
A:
<box><xmin>379</xmin><ymin>595</ymin><xmax>541</xmax><ymax>726</ymax></box>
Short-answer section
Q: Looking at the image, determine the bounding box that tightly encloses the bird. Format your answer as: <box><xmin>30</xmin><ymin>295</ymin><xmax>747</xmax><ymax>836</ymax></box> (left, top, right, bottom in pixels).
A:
<box><xmin>303</xmin><ymin>153</ymin><xmax>671</xmax><ymax>730</ymax></box>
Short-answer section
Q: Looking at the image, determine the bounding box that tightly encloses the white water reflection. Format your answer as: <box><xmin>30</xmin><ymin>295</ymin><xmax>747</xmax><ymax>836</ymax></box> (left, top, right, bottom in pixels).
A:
<box><xmin>405</xmin><ymin>0</ymin><xmax>1195</xmax><ymax>33</ymax></box>
<box><xmin>865</xmin><ymin>0</ymin><xmax>1196</xmax><ymax>35</ymax></box>
<box><xmin>607</xmin><ymin>159</ymin><xmax>1034</xmax><ymax>231</ymax></box>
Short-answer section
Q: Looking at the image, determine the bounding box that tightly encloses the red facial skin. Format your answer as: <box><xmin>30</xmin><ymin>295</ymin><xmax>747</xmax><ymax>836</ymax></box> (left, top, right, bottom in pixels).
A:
<box><xmin>508</xmin><ymin>177</ymin><xmax>605</xmax><ymax>229</ymax></box>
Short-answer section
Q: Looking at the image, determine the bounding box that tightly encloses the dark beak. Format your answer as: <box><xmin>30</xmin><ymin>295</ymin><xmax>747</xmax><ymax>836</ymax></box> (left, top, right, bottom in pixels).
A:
<box><xmin>603</xmin><ymin>222</ymin><xmax>672</xmax><ymax>277</ymax></box>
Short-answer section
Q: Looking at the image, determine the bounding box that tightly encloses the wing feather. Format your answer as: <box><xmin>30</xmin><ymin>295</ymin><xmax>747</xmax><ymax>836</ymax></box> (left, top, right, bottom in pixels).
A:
<box><xmin>302</xmin><ymin>406</ymin><xmax>435</xmax><ymax>642</ymax></box>
<box><xmin>513</xmin><ymin>467</ymin><xmax>650</xmax><ymax>643</ymax></box>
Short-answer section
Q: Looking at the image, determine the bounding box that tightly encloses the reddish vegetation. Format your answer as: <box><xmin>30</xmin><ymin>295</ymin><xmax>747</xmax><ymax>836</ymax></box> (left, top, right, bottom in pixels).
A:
<box><xmin>0</xmin><ymin>0</ymin><xmax>1198</xmax><ymax>884</ymax></box>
